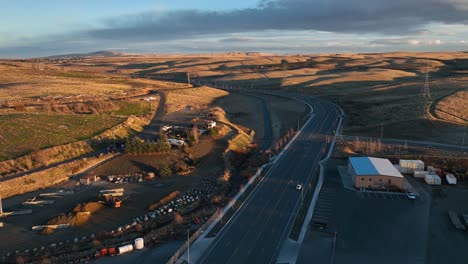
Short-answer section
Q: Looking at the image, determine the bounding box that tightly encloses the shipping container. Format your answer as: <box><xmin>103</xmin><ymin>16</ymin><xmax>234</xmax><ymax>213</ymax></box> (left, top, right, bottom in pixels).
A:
<box><xmin>425</xmin><ymin>174</ymin><xmax>441</xmax><ymax>185</ymax></box>
<box><xmin>433</xmin><ymin>175</ymin><xmax>442</xmax><ymax>185</ymax></box>
<box><xmin>427</xmin><ymin>166</ymin><xmax>436</xmax><ymax>173</ymax></box>
<box><xmin>446</xmin><ymin>174</ymin><xmax>457</xmax><ymax>185</ymax></box>
<box><xmin>425</xmin><ymin>174</ymin><xmax>435</xmax><ymax>185</ymax></box>
<box><xmin>118</xmin><ymin>244</ymin><xmax>134</xmax><ymax>255</ymax></box>
<box><xmin>413</xmin><ymin>170</ymin><xmax>429</xmax><ymax>178</ymax></box>
<box><xmin>399</xmin><ymin>160</ymin><xmax>425</xmax><ymax>174</ymax></box>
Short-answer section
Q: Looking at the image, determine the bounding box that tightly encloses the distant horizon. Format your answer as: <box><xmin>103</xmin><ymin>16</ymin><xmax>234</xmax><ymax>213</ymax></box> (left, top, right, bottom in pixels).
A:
<box><xmin>2</xmin><ymin>49</ymin><xmax>468</xmax><ymax>60</ymax></box>
<box><xmin>1</xmin><ymin>1</ymin><xmax>467</xmax><ymax>58</ymax></box>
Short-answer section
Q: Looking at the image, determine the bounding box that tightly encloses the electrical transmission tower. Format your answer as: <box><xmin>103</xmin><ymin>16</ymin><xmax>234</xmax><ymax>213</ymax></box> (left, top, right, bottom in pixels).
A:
<box><xmin>421</xmin><ymin>62</ymin><xmax>432</xmax><ymax>117</ymax></box>
<box><xmin>187</xmin><ymin>70</ymin><xmax>191</xmax><ymax>85</ymax></box>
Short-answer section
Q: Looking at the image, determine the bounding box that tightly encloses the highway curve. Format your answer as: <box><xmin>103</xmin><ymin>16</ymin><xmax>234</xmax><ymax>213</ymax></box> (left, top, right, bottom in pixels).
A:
<box><xmin>197</xmin><ymin>96</ymin><xmax>341</xmax><ymax>264</ymax></box>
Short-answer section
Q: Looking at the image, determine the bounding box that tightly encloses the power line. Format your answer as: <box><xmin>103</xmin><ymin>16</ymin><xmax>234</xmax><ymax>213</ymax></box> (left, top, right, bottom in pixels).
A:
<box><xmin>421</xmin><ymin>61</ymin><xmax>432</xmax><ymax>117</ymax></box>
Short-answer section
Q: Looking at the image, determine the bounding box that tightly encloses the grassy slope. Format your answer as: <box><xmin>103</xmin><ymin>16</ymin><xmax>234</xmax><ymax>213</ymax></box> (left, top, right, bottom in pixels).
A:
<box><xmin>85</xmin><ymin>52</ymin><xmax>468</xmax><ymax>144</ymax></box>
<box><xmin>0</xmin><ymin>62</ymin><xmax>169</xmax><ymax>100</ymax></box>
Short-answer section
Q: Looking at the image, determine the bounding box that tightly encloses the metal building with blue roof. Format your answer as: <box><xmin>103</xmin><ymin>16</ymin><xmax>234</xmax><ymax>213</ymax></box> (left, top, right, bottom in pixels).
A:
<box><xmin>348</xmin><ymin>157</ymin><xmax>404</xmax><ymax>190</ymax></box>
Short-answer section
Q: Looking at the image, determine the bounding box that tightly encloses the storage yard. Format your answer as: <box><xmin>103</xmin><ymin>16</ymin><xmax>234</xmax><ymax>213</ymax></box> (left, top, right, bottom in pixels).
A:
<box><xmin>0</xmin><ymin>71</ymin><xmax>307</xmax><ymax>263</ymax></box>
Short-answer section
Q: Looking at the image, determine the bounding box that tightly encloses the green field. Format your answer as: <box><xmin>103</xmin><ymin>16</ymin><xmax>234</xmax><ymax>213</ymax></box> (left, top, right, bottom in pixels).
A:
<box><xmin>0</xmin><ymin>114</ymin><xmax>125</xmax><ymax>160</ymax></box>
<box><xmin>112</xmin><ymin>101</ymin><xmax>152</xmax><ymax>116</ymax></box>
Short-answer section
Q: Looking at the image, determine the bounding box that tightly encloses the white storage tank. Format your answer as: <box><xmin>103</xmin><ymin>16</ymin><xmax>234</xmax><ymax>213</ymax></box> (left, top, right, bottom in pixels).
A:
<box><xmin>118</xmin><ymin>244</ymin><xmax>134</xmax><ymax>255</ymax></box>
<box><xmin>399</xmin><ymin>160</ymin><xmax>425</xmax><ymax>174</ymax></box>
<box><xmin>414</xmin><ymin>170</ymin><xmax>429</xmax><ymax>178</ymax></box>
<box><xmin>135</xmin><ymin>238</ymin><xmax>144</xmax><ymax>250</ymax></box>
<box><xmin>446</xmin><ymin>174</ymin><xmax>457</xmax><ymax>185</ymax></box>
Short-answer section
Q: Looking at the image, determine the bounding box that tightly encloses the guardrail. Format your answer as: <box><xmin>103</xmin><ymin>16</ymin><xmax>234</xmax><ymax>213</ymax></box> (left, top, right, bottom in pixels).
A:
<box><xmin>166</xmin><ymin>210</ymin><xmax>220</xmax><ymax>264</ymax></box>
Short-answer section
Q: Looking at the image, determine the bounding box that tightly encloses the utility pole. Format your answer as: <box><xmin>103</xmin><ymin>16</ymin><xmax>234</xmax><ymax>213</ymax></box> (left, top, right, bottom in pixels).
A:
<box><xmin>187</xmin><ymin>70</ymin><xmax>191</xmax><ymax>85</ymax></box>
<box><xmin>301</xmin><ymin>187</ymin><xmax>304</xmax><ymax>204</ymax></box>
<box><xmin>187</xmin><ymin>229</ymin><xmax>190</xmax><ymax>264</ymax></box>
<box><xmin>330</xmin><ymin>231</ymin><xmax>337</xmax><ymax>264</ymax></box>
<box><xmin>463</xmin><ymin>132</ymin><xmax>466</xmax><ymax>153</ymax></box>
<box><xmin>380</xmin><ymin>122</ymin><xmax>384</xmax><ymax>138</ymax></box>
<box><xmin>0</xmin><ymin>185</ymin><xmax>3</xmax><ymax>217</ymax></box>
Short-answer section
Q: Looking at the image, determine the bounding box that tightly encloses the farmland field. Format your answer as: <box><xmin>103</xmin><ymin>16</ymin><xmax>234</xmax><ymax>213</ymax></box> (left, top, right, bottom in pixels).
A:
<box><xmin>0</xmin><ymin>62</ymin><xmax>177</xmax><ymax>100</ymax></box>
<box><xmin>81</xmin><ymin>52</ymin><xmax>468</xmax><ymax>144</ymax></box>
<box><xmin>0</xmin><ymin>114</ymin><xmax>125</xmax><ymax>160</ymax></box>
<box><xmin>111</xmin><ymin>101</ymin><xmax>153</xmax><ymax>116</ymax></box>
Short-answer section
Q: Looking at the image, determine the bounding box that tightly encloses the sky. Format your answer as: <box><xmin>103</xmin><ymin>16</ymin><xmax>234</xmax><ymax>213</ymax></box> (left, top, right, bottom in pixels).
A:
<box><xmin>0</xmin><ymin>0</ymin><xmax>467</xmax><ymax>58</ymax></box>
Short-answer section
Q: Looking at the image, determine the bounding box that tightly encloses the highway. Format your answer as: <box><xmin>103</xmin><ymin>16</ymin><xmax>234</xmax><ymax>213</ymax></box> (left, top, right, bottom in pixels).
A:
<box><xmin>197</xmin><ymin>97</ymin><xmax>341</xmax><ymax>264</ymax></box>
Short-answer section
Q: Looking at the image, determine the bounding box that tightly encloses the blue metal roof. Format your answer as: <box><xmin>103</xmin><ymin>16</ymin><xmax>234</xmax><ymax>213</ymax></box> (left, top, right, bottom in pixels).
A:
<box><xmin>349</xmin><ymin>157</ymin><xmax>379</xmax><ymax>175</ymax></box>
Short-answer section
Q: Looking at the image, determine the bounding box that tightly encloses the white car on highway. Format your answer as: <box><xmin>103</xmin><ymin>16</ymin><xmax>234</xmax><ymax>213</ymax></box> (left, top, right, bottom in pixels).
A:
<box><xmin>296</xmin><ymin>184</ymin><xmax>302</xmax><ymax>190</ymax></box>
<box><xmin>406</xmin><ymin>192</ymin><xmax>416</xmax><ymax>200</ymax></box>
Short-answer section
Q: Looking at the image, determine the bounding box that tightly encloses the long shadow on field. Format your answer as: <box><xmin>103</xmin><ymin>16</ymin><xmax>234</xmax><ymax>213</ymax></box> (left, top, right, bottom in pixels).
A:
<box><xmin>130</xmin><ymin>160</ymin><xmax>157</xmax><ymax>172</ymax></box>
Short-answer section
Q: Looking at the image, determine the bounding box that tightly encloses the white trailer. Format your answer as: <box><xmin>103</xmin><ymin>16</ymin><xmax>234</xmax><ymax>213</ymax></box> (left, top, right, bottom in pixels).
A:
<box><xmin>446</xmin><ymin>174</ymin><xmax>457</xmax><ymax>185</ymax></box>
<box><xmin>413</xmin><ymin>170</ymin><xmax>429</xmax><ymax>178</ymax></box>
<box><xmin>399</xmin><ymin>160</ymin><xmax>425</xmax><ymax>174</ymax></box>
<box><xmin>425</xmin><ymin>174</ymin><xmax>441</xmax><ymax>185</ymax></box>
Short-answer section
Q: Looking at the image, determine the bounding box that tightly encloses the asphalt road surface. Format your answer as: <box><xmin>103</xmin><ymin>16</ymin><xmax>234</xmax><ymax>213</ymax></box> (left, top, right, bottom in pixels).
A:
<box><xmin>197</xmin><ymin>97</ymin><xmax>341</xmax><ymax>264</ymax></box>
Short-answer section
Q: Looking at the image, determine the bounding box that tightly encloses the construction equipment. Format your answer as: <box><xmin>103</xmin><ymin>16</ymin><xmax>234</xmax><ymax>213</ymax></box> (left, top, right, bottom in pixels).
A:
<box><xmin>106</xmin><ymin>195</ymin><xmax>129</xmax><ymax>208</ymax></box>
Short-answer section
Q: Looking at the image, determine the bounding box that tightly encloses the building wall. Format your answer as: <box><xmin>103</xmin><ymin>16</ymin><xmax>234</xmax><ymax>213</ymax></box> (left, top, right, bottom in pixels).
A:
<box><xmin>354</xmin><ymin>175</ymin><xmax>404</xmax><ymax>190</ymax></box>
<box><xmin>348</xmin><ymin>161</ymin><xmax>404</xmax><ymax>190</ymax></box>
<box><xmin>348</xmin><ymin>159</ymin><xmax>357</xmax><ymax>185</ymax></box>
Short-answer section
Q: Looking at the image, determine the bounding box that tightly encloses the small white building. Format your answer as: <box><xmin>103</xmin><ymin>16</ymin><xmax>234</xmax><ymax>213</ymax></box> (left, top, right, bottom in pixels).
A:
<box><xmin>161</xmin><ymin>125</ymin><xmax>172</xmax><ymax>132</ymax></box>
<box><xmin>143</xmin><ymin>96</ymin><xmax>157</xmax><ymax>101</ymax></box>
<box><xmin>207</xmin><ymin>121</ymin><xmax>216</xmax><ymax>129</ymax></box>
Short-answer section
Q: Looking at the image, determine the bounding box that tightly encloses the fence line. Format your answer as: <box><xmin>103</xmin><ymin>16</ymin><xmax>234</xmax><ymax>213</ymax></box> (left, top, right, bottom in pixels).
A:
<box><xmin>166</xmin><ymin>210</ymin><xmax>220</xmax><ymax>264</ymax></box>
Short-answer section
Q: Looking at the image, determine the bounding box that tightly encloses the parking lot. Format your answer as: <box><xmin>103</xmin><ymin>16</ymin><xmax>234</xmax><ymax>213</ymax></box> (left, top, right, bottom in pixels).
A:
<box><xmin>357</xmin><ymin>190</ymin><xmax>408</xmax><ymax>201</ymax></box>
<box><xmin>298</xmin><ymin>158</ymin><xmax>431</xmax><ymax>264</ymax></box>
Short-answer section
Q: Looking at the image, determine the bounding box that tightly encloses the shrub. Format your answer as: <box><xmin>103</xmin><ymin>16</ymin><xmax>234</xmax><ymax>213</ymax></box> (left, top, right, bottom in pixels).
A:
<box><xmin>159</xmin><ymin>163</ymin><xmax>172</xmax><ymax>178</ymax></box>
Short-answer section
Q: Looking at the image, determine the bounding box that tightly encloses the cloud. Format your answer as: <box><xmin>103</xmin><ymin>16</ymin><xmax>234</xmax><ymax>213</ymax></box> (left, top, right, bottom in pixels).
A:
<box><xmin>1</xmin><ymin>0</ymin><xmax>468</xmax><ymax>57</ymax></box>
<box><xmin>219</xmin><ymin>37</ymin><xmax>257</xmax><ymax>43</ymax></box>
<box><xmin>370</xmin><ymin>38</ymin><xmax>445</xmax><ymax>46</ymax></box>
<box><xmin>84</xmin><ymin>0</ymin><xmax>468</xmax><ymax>42</ymax></box>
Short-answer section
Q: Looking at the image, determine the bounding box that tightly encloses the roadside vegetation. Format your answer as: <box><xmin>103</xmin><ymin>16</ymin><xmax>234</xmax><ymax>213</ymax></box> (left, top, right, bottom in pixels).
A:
<box><xmin>124</xmin><ymin>137</ymin><xmax>171</xmax><ymax>154</ymax></box>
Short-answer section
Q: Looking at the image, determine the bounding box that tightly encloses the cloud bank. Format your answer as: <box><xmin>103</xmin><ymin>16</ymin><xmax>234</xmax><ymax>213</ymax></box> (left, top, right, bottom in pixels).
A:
<box><xmin>1</xmin><ymin>0</ymin><xmax>468</xmax><ymax>57</ymax></box>
<box><xmin>86</xmin><ymin>0</ymin><xmax>468</xmax><ymax>41</ymax></box>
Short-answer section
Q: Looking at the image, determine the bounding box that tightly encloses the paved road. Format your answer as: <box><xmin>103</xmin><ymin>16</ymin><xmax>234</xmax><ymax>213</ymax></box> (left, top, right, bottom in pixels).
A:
<box><xmin>341</xmin><ymin>135</ymin><xmax>466</xmax><ymax>152</ymax></box>
<box><xmin>197</xmin><ymin>97</ymin><xmax>341</xmax><ymax>264</ymax></box>
<box><xmin>138</xmin><ymin>91</ymin><xmax>167</xmax><ymax>140</ymax></box>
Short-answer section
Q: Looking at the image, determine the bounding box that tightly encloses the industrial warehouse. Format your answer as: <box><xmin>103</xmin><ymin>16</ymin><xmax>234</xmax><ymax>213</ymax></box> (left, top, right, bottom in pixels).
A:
<box><xmin>348</xmin><ymin>157</ymin><xmax>405</xmax><ymax>191</ymax></box>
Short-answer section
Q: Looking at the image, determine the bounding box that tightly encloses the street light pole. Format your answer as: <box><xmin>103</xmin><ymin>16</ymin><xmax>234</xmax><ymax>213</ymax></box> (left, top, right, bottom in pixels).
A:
<box><xmin>187</xmin><ymin>229</ymin><xmax>190</xmax><ymax>264</ymax></box>
<box><xmin>0</xmin><ymin>185</ymin><xmax>3</xmax><ymax>217</ymax></box>
<box><xmin>301</xmin><ymin>187</ymin><xmax>304</xmax><ymax>204</ymax></box>
<box><xmin>463</xmin><ymin>132</ymin><xmax>466</xmax><ymax>153</ymax></box>
<box><xmin>330</xmin><ymin>231</ymin><xmax>337</xmax><ymax>264</ymax></box>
